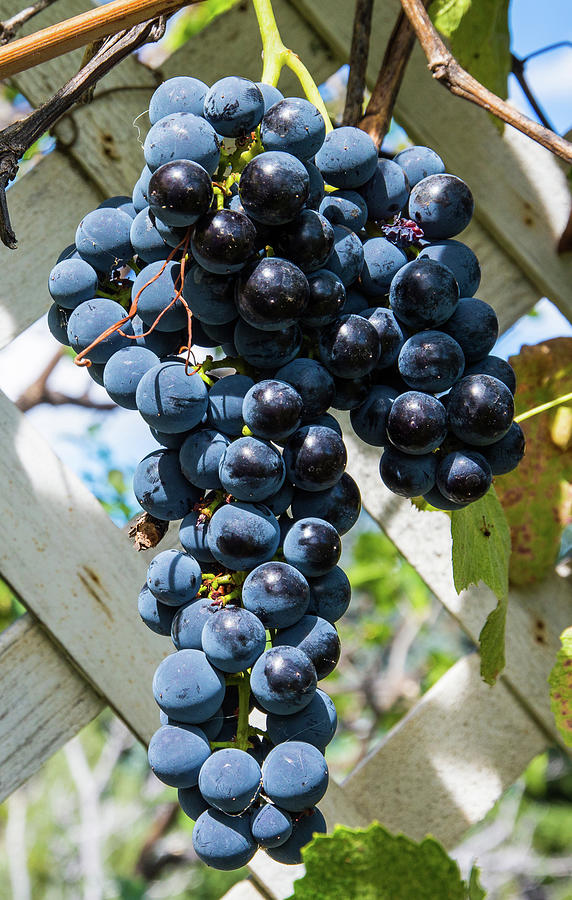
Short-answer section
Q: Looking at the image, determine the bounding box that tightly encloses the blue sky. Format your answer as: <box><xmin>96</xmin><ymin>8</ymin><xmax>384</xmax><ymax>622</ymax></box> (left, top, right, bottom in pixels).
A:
<box><xmin>509</xmin><ymin>0</ymin><xmax>572</xmax><ymax>134</ymax></box>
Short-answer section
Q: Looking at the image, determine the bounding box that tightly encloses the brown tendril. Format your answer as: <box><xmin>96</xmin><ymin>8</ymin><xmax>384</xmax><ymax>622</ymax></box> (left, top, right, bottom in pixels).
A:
<box><xmin>74</xmin><ymin>227</ymin><xmax>193</xmax><ymax>368</ymax></box>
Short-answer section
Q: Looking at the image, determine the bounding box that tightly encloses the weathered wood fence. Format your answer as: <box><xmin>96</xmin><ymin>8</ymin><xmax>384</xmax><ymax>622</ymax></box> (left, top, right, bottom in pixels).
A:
<box><xmin>0</xmin><ymin>2</ymin><xmax>570</xmax><ymax>897</ymax></box>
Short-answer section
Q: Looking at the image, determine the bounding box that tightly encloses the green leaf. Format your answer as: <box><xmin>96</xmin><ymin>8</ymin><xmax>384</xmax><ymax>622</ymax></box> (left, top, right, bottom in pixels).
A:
<box><xmin>548</xmin><ymin>626</ymin><xmax>572</xmax><ymax>747</ymax></box>
<box><xmin>451</xmin><ymin>488</ymin><xmax>511</xmax><ymax>600</ymax></box>
<box><xmin>451</xmin><ymin>489</ymin><xmax>510</xmax><ymax>684</ymax></box>
<box><xmin>430</xmin><ymin>0</ymin><xmax>511</xmax><ymax>108</ymax></box>
<box><xmin>108</xmin><ymin>468</ymin><xmax>127</xmax><ymax>495</ymax></box>
<box><xmin>478</xmin><ymin>594</ymin><xmax>508</xmax><ymax>685</ymax></box>
<box><xmin>290</xmin><ymin>823</ymin><xmax>480</xmax><ymax>900</ymax></box>
<box><xmin>468</xmin><ymin>866</ymin><xmax>486</xmax><ymax>900</ymax></box>
<box><xmin>495</xmin><ymin>338</ymin><xmax>572</xmax><ymax>585</ymax></box>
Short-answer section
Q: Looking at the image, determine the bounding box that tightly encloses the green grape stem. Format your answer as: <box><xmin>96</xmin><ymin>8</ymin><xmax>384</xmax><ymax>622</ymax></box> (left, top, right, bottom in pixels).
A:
<box><xmin>515</xmin><ymin>391</ymin><xmax>572</xmax><ymax>423</ymax></box>
<box><xmin>211</xmin><ymin>671</ymin><xmax>253</xmax><ymax>752</ymax></box>
<box><xmin>251</xmin><ymin>0</ymin><xmax>333</xmax><ymax>132</ymax></box>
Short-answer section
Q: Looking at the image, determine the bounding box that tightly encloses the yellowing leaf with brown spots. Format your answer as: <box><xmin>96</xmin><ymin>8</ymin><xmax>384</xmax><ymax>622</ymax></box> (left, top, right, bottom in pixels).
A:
<box><xmin>495</xmin><ymin>339</ymin><xmax>572</xmax><ymax>585</ymax></box>
<box><xmin>549</xmin><ymin>626</ymin><xmax>572</xmax><ymax>747</ymax></box>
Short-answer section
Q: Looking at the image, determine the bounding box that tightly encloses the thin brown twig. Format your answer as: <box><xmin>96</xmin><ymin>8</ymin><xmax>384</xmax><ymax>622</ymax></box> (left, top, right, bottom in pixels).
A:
<box><xmin>399</xmin><ymin>0</ymin><xmax>572</xmax><ymax>165</ymax></box>
<box><xmin>0</xmin><ymin>16</ymin><xmax>167</xmax><ymax>249</ymax></box>
<box><xmin>359</xmin><ymin>4</ymin><xmax>428</xmax><ymax>148</ymax></box>
<box><xmin>0</xmin><ymin>0</ymin><xmax>190</xmax><ymax>79</ymax></box>
<box><xmin>0</xmin><ymin>0</ymin><xmax>60</xmax><ymax>46</ymax></box>
<box><xmin>510</xmin><ymin>54</ymin><xmax>553</xmax><ymax>132</ymax></box>
<box><xmin>342</xmin><ymin>0</ymin><xmax>374</xmax><ymax>127</ymax></box>
<box><xmin>15</xmin><ymin>349</ymin><xmax>116</xmax><ymax>412</ymax></box>
<box><xmin>557</xmin><ymin>210</ymin><xmax>572</xmax><ymax>255</ymax></box>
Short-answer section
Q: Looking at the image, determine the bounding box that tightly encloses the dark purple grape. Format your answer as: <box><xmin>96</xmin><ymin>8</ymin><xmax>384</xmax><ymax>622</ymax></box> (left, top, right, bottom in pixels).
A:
<box><xmin>360</xmin><ymin>237</ymin><xmax>407</xmax><ymax>296</ymax></box>
<box><xmin>350</xmin><ymin>384</ymin><xmax>398</xmax><ymax>446</ymax></box>
<box><xmin>393</xmin><ymin>146</ymin><xmax>445</xmax><ymax>187</ymax></box>
<box><xmin>275</xmin><ymin>358</ymin><xmax>335</xmax><ymax>420</ymax></box>
<box><xmin>239</xmin><ymin>151</ymin><xmax>309</xmax><ymax>225</ymax></box>
<box><xmin>242</xmin><ymin>561</ymin><xmax>310</xmax><ymax>629</ymax></box>
<box><xmin>314</xmin><ymin>126</ymin><xmax>378</xmax><ymax>189</ymax></box>
<box><xmin>266</xmin><ymin>807</ymin><xmax>326</xmax><ymax>864</ymax></box>
<box><xmin>207</xmin><ymin>500</ymin><xmax>280</xmax><ymax>571</ymax></box>
<box><xmin>250</xmin><ymin>646</ymin><xmax>317</xmax><ymax>715</ymax></box>
<box><xmin>318</xmin><ymin>314</ymin><xmax>380</xmax><ymax>379</ymax></box>
<box><xmin>463</xmin><ymin>355</ymin><xmax>516</xmax><ymax>394</ymax></box>
<box><xmin>201</xmin><ymin>605</ymin><xmax>266</xmax><ymax>673</ymax></box>
<box><xmin>423</xmin><ymin>485</ymin><xmax>469</xmax><ymax>511</ymax></box>
<box><xmin>264</xmin><ymin>480</ymin><xmax>295</xmax><ymax>516</ymax></box>
<box><xmin>301</xmin><ymin>269</ymin><xmax>346</xmax><ymax>327</ymax></box>
<box><xmin>275</xmin><ymin>615</ymin><xmax>340</xmax><ymax>680</ymax></box>
<box><xmin>440</xmin><ymin>298</ymin><xmax>499</xmax><ymax>363</ymax></box>
<box><xmin>273</xmin><ymin>210</ymin><xmax>334</xmax><ymax>273</ymax></box>
<box><xmin>283</xmin><ymin>425</ymin><xmax>346</xmax><ymax>492</ymax></box>
<box><xmin>324</xmin><ymin>224</ymin><xmax>364</xmax><ymax>287</ymax></box>
<box><xmin>203</xmin><ymin>76</ymin><xmax>264</xmax><ymax>137</ymax></box>
<box><xmin>191</xmin><ymin>209</ymin><xmax>257</xmax><ymax>274</ymax></box>
<box><xmin>234</xmin><ymin>319</ymin><xmax>302</xmax><ymax>369</ymax></box>
<box><xmin>418</xmin><ymin>239</ymin><xmax>480</xmax><ymax>297</ymax></box>
<box><xmin>447</xmin><ymin>374</ymin><xmax>514</xmax><ymax>446</ymax></box>
<box><xmin>236</xmin><ymin>257</ymin><xmax>309</xmax><ymax>330</ymax></box>
<box><xmin>169</xmin><ymin>597</ymin><xmax>221</xmax><ymax>652</ymax></box>
<box><xmin>148</xmin><ymin>160</ymin><xmax>212</xmax><ymax>227</ymax></box>
<box><xmin>331</xmin><ymin>374</ymin><xmax>371</xmax><ymax>410</ymax></box>
<box><xmin>207</xmin><ymin>373</ymin><xmax>254</xmax><ymax>436</ymax></box>
<box><xmin>360</xmin><ymin>159</ymin><xmax>410</xmax><ymax>220</ymax></box>
<box><xmin>343</xmin><ymin>288</ymin><xmax>369</xmax><ymax>315</ymax></box>
<box><xmin>307</xmin><ymin>567</ymin><xmax>350</xmax><ymax>623</ymax></box>
<box><xmin>436</xmin><ymin>450</ymin><xmax>492</xmax><ymax>503</ymax></box>
<box><xmin>242</xmin><ymin>379</ymin><xmax>303</xmax><ymax>441</ymax></box>
<box><xmin>282</xmin><ymin>517</ymin><xmax>341</xmax><ymax>578</ymax></box>
<box><xmin>386</xmin><ymin>392</ymin><xmax>448</xmax><ymax>455</ymax></box>
<box><xmin>360</xmin><ymin>307</ymin><xmax>404</xmax><ymax>369</ymax></box>
<box><xmin>304</xmin><ymin>161</ymin><xmax>325</xmax><ymax>210</ymax></box>
<box><xmin>261</xmin><ymin>97</ymin><xmax>326</xmax><ymax>160</ymax></box>
<box><xmin>480</xmin><ymin>422</ymin><xmax>525</xmax><ymax>475</ymax></box>
<box><xmin>291</xmin><ymin>473</ymin><xmax>361</xmax><ymax>535</ymax></box>
<box><xmin>219</xmin><ymin>436</ymin><xmax>285</xmax><ymax>502</ymax></box>
<box><xmin>380</xmin><ymin>447</ymin><xmax>437</xmax><ymax>497</ymax></box>
<box><xmin>319</xmin><ymin>189</ymin><xmax>368</xmax><ymax>232</ymax></box>
<box><xmin>408</xmin><ymin>174</ymin><xmax>474</xmax><ymax>239</ymax></box>
<box><xmin>398</xmin><ymin>331</ymin><xmax>465</xmax><ymax>393</ymax></box>
<box><xmin>389</xmin><ymin>257</ymin><xmax>459</xmax><ymax>331</ymax></box>
<box><xmin>182</xmin><ymin>265</ymin><xmax>237</xmax><ymax>325</ymax></box>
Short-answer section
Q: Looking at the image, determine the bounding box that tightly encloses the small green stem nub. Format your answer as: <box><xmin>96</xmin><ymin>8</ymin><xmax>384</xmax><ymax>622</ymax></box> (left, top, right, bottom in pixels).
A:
<box><xmin>251</xmin><ymin>0</ymin><xmax>332</xmax><ymax>132</ymax></box>
<box><xmin>515</xmin><ymin>391</ymin><xmax>572</xmax><ymax>424</ymax></box>
<box><xmin>236</xmin><ymin>672</ymin><xmax>251</xmax><ymax>750</ymax></box>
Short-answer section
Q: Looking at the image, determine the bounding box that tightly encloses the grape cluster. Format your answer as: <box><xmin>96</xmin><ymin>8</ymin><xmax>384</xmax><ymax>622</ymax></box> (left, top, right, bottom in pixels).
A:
<box><xmin>47</xmin><ymin>72</ymin><xmax>524</xmax><ymax>870</ymax></box>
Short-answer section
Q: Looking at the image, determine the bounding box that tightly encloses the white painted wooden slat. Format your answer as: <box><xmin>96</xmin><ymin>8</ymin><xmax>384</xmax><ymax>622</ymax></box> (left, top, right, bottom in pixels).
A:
<box><xmin>0</xmin><ymin>614</ymin><xmax>103</xmax><ymax>803</ymax></box>
<box><xmin>290</xmin><ymin>0</ymin><xmax>572</xmax><ymax>320</ymax></box>
<box><xmin>0</xmin><ymin>388</ymin><xmax>170</xmax><ymax>746</ymax></box>
<box><xmin>0</xmin><ymin>523</ymin><xmax>180</xmax><ymax>801</ymax></box>
<box><xmin>341</xmin><ymin>654</ymin><xmax>548</xmax><ymax>844</ymax></box>
<box><xmin>0</xmin><ymin>151</ymin><xmax>102</xmax><ymax>349</ymax></box>
<box><xmin>220</xmin><ymin>879</ymin><xmax>271</xmax><ymax>900</ymax></box>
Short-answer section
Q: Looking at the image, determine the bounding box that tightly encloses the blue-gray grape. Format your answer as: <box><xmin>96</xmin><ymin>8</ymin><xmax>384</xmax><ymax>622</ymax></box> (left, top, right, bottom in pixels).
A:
<box><xmin>198</xmin><ymin>747</ymin><xmax>262</xmax><ymax>813</ymax></box>
<box><xmin>153</xmin><ymin>649</ymin><xmax>225</xmax><ymax>724</ymax></box>
<box><xmin>146</xmin><ymin>548</ymin><xmax>202</xmax><ymax>606</ymax></box>
<box><xmin>148</xmin><ymin>723</ymin><xmax>210</xmax><ymax>788</ymax></box>
<box><xmin>242</xmin><ymin>561</ymin><xmax>310</xmax><ymax>629</ymax></box>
